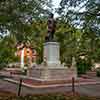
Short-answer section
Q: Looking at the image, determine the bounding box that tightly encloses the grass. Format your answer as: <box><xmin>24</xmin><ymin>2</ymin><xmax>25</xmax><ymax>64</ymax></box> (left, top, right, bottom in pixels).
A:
<box><xmin>0</xmin><ymin>91</ymin><xmax>100</xmax><ymax>100</ymax></box>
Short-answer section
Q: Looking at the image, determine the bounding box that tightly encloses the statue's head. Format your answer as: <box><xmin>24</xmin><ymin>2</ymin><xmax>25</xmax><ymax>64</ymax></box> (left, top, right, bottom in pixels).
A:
<box><xmin>49</xmin><ymin>13</ymin><xmax>54</xmax><ymax>18</ymax></box>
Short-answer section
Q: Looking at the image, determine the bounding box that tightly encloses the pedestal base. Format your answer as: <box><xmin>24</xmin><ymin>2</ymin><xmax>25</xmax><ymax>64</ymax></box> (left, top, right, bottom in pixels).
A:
<box><xmin>28</xmin><ymin>41</ymin><xmax>77</xmax><ymax>81</ymax></box>
<box><xmin>28</xmin><ymin>65</ymin><xmax>77</xmax><ymax>80</ymax></box>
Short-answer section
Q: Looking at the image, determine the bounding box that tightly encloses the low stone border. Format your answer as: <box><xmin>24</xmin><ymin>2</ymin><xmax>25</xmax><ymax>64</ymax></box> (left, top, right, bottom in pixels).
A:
<box><xmin>3</xmin><ymin>77</ymin><xmax>100</xmax><ymax>89</ymax></box>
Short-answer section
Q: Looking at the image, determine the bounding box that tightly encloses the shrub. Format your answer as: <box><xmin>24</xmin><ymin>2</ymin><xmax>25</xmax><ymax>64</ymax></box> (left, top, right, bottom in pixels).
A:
<box><xmin>76</xmin><ymin>57</ymin><xmax>92</xmax><ymax>76</ymax></box>
<box><xmin>0</xmin><ymin>63</ymin><xmax>7</xmax><ymax>70</ymax></box>
<box><xmin>96</xmin><ymin>68</ymin><xmax>100</xmax><ymax>77</ymax></box>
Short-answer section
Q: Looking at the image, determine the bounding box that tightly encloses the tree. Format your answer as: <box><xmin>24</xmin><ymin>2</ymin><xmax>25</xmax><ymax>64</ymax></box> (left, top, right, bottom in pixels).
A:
<box><xmin>0</xmin><ymin>0</ymin><xmax>54</xmax><ymax>65</ymax></box>
<box><xmin>56</xmin><ymin>0</ymin><xmax>100</xmax><ymax>63</ymax></box>
<box><xmin>0</xmin><ymin>0</ymin><xmax>52</xmax><ymax>41</ymax></box>
<box><xmin>0</xmin><ymin>35</ymin><xmax>17</xmax><ymax>65</ymax></box>
<box><xmin>58</xmin><ymin>0</ymin><xmax>100</xmax><ymax>34</ymax></box>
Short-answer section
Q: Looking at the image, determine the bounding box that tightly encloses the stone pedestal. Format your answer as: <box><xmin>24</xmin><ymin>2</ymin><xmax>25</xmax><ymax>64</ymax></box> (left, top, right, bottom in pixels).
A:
<box><xmin>43</xmin><ymin>42</ymin><xmax>61</xmax><ymax>66</ymax></box>
<box><xmin>30</xmin><ymin>66</ymin><xmax>77</xmax><ymax>80</ymax></box>
<box><xmin>28</xmin><ymin>42</ymin><xmax>77</xmax><ymax>81</ymax></box>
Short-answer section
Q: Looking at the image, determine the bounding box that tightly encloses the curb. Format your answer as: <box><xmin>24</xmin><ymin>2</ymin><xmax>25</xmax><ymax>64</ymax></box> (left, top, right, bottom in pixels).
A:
<box><xmin>4</xmin><ymin>78</ymin><xmax>100</xmax><ymax>89</ymax></box>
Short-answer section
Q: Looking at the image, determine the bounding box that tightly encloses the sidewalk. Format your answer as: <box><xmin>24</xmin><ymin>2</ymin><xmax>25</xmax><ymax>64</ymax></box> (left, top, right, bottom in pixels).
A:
<box><xmin>1</xmin><ymin>70</ymin><xmax>100</xmax><ymax>89</ymax></box>
<box><xmin>3</xmin><ymin>76</ymin><xmax>100</xmax><ymax>89</ymax></box>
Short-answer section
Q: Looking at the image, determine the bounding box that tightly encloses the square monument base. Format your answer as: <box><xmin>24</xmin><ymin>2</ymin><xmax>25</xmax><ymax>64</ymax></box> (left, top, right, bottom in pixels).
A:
<box><xmin>28</xmin><ymin>65</ymin><xmax>77</xmax><ymax>81</ymax></box>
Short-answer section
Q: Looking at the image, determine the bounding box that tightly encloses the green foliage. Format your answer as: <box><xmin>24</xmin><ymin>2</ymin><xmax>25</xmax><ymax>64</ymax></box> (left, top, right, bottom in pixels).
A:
<box><xmin>96</xmin><ymin>68</ymin><xmax>100</xmax><ymax>77</ymax></box>
<box><xmin>0</xmin><ymin>35</ymin><xmax>18</xmax><ymax>68</ymax></box>
<box><xmin>55</xmin><ymin>18</ymin><xmax>79</xmax><ymax>63</ymax></box>
<box><xmin>0</xmin><ymin>0</ymin><xmax>51</xmax><ymax>41</ymax></box>
<box><xmin>76</xmin><ymin>57</ymin><xmax>92</xmax><ymax>75</ymax></box>
<box><xmin>59</xmin><ymin>0</ymin><xmax>100</xmax><ymax>33</ymax></box>
<box><xmin>0</xmin><ymin>0</ymin><xmax>100</xmax><ymax>69</ymax></box>
<box><xmin>57</xmin><ymin>0</ymin><xmax>100</xmax><ymax>63</ymax></box>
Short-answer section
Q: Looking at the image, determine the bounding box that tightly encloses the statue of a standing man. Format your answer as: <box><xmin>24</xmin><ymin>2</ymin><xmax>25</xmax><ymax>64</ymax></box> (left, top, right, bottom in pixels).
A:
<box><xmin>45</xmin><ymin>13</ymin><xmax>56</xmax><ymax>42</ymax></box>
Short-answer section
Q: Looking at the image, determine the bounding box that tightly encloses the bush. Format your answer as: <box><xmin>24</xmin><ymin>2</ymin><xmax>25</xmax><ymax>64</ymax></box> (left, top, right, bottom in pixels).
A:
<box><xmin>77</xmin><ymin>61</ymin><xmax>87</xmax><ymax>75</ymax></box>
<box><xmin>96</xmin><ymin>68</ymin><xmax>100</xmax><ymax>77</ymax></box>
<box><xmin>0</xmin><ymin>63</ymin><xmax>7</xmax><ymax>70</ymax></box>
<box><xmin>76</xmin><ymin>57</ymin><xmax>92</xmax><ymax>76</ymax></box>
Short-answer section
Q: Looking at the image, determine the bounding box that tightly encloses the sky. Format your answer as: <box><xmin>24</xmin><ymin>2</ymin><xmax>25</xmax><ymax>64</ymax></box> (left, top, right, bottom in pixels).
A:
<box><xmin>52</xmin><ymin>0</ymin><xmax>61</xmax><ymax>17</ymax></box>
<box><xmin>52</xmin><ymin>0</ymin><xmax>85</xmax><ymax>18</ymax></box>
<box><xmin>52</xmin><ymin>0</ymin><xmax>86</xmax><ymax>12</ymax></box>
<box><xmin>52</xmin><ymin>0</ymin><xmax>61</xmax><ymax>8</ymax></box>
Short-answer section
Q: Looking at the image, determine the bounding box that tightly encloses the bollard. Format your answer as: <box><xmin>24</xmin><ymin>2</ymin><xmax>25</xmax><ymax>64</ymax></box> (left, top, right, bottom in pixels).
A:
<box><xmin>72</xmin><ymin>77</ymin><xmax>75</xmax><ymax>95</ymax></box>
<box><xmin>18</xmin><ymin>78</ymin><xmax>22</xmax><ymax>96</ymax></box>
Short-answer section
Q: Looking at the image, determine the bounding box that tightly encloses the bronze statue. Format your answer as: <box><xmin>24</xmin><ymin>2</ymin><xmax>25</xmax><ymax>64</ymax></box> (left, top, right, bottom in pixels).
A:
<box><xmin>45</xmin><ymin>13</ymin><xmax>56</xmax><ymax>42</ymax></box>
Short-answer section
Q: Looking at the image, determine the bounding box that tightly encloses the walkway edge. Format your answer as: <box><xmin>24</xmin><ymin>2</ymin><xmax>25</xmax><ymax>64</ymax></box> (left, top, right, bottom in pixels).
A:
<box><xmin>3</xmin><ymin>78</ymin><xmax>100</xmax><ymax>89</ymax></box>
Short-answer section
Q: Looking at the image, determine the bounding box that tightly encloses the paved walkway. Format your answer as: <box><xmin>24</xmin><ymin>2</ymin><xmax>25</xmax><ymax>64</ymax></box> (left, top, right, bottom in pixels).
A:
<box><xmin>0</xmin><ymin>79</ymin><xmax>100</xmax><ymax>96</ymax></box>
<box><xmin>4</xmin><ymin>77</ymin><xmax>100</xmax><ymax>88</ymax></box>
<box><xmin>0</xmin><ymin>70</ymin><xmax>100</xmax><ymax>96</ymax></box>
